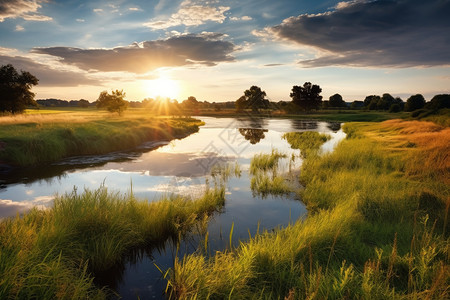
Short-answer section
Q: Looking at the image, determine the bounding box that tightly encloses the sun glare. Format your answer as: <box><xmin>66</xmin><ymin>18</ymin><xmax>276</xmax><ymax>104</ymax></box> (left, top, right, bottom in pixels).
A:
<box><xmin>144</xmin><ymin>77</ymin><xmax>180</xmax><ymax>100</ymax></box>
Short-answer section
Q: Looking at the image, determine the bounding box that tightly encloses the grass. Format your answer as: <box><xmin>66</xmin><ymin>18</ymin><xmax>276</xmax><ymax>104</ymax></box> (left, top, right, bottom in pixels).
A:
<box><xmin>0</xmin><ymin>108</ymin><xmax>203</xmax><ymax>166</ymax></box>
<box><xmin>0</xmin><ymin>182</ymin><xmax>226</xmax><ymax>299</ymax></box>
<box><xmin>168</xmin><ymin>119</ymin><xmax>449</xmax><ymax>299</ymax></box>
<box><xmin>283</xmin><ymin>131</ymin><xmax>331</xmax><ymax>158</ymax></box>
<box><xmin>249</xmin><ymin>150</ymin><xmax>291</xmax><ymax>197</ymax></box>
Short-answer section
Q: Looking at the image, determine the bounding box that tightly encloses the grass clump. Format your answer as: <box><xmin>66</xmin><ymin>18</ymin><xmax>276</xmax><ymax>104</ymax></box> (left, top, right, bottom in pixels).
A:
<box><xmin>0</xmin><ymin>109</ymin><xmax>203</xmax><ymax>166</ymax></box>
<box><xmin>283</xmin><ymin>131</ymin><xmax>331</xmax><ymax>158</ymax></box>
<box><xmin>0</xmin><ymin>183</ymin><xmax>225</xmax><ymax>299</ymax></box>
<box><xmin>249</xmin><ymin>149</ymin><xmax>291</xmax><ymax>197</ymax></box>
<box><xmin>169</xmin><ymin>119</ymin><xmax>449</xmax><ymax>299</ymax></box>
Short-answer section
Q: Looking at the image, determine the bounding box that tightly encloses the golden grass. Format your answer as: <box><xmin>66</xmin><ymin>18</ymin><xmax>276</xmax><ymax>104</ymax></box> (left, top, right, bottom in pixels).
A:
<box><xmin>373</xmin><ymin>120</ymin><xmax>450</xmax><ymax>183</ymax></box>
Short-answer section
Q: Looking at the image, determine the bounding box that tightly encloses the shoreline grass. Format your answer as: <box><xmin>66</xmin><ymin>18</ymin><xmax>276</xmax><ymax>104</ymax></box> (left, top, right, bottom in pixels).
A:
<box><xmin>168</xmin><ymin>119</ymin><xmax>449</xmax><ymax>299</ymax></box>
<box><xmin>0</xmin><ymin>109</ymin><xmax>203</xmax><ymax>167</ymax></box>
<box><xmin>0</xmin><ymin>183</ymin><xmax>226</xmax><ymax>299</ymax></box>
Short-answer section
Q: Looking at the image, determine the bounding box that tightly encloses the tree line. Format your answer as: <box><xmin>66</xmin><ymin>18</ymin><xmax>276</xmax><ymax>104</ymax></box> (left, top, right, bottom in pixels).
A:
<box><xmin>1</xmin><ymin>64</ymin><xmax>449</xmax><ymax>115</ymax></box>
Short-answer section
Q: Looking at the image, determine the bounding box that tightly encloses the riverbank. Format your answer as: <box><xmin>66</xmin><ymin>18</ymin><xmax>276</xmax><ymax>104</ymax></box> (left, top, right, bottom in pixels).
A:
<box><xmin>0</xmin><ymin>183</ymin><xmax>226</xmax><ymax>298</ymax></box>
<box><xmin>0</xmin><ymin>109</ymin><xmax>203</xmax><ymax>167</ymax></box>
<box><xmin>169</xmin><ymin>119</ymin><xmax>449</xmax><ymax>299</ymax></box>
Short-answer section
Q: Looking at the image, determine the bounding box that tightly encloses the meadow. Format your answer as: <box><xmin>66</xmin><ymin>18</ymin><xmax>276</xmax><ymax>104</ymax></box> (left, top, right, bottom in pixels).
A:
<box><xmin>0</xmin><ymin>108</ymin><xmax>448</xmax><ymax>299</ymax></box>
<box><xmin>0</xmin><ymin>108</ymin><xmax>203</xmax><ymax>166</ymax></box>
<box><xmin>168</xmin><ymin>119</ymin><xmax>449</xmax><ymax>299</ymax></box>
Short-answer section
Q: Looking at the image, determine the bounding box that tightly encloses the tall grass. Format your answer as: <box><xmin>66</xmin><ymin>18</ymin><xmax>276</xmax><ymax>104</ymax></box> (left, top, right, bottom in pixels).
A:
<box><xmin>169</xmin><ymin>120</ymin><xmax>449</xmax><ymax>299</ymax></box>
<box><xmin>283</xmin><ymin>131</ymin><xmax>330</xmax><ymax>158</ymax></box>
<box><xmin>249</xmin><ymin>149</ymin><xmax>291</xmax><ymax>197</ymax></box>
<box><xmin>0</xmin><ymin>110</ymin><xmax>203</xmax><ymax>166</ymax></box>
<box><xmin>0</xmin><ymin>182</ymin><xmax>225</xmax><ymax>299</ymax></box>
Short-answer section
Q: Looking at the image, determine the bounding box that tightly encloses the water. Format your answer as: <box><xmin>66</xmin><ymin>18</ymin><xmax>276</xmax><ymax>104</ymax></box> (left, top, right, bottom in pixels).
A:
<box><xmin>0</xmin><ymin>117</ymin><xmax>345</xmax><ymax>299</ymax></box>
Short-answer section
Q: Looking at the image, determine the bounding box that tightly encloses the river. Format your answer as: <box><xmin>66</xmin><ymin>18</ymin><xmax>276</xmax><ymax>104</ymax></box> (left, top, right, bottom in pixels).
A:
<box><xmin>0</xmin><ymin>116</ymin><xmax>345</xmax><ymax>299</ymax></box>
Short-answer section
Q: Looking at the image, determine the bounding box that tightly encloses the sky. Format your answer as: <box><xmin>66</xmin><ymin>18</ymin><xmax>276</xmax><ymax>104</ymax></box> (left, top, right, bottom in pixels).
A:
<box><xmin>1</xmin><ymin>0</ymin><xmax>449</xmax><ymax>102</ymax></box>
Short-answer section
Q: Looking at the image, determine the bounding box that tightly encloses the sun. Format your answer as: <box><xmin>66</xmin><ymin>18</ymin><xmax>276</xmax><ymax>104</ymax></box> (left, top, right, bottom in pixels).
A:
<box><xmin>144</xmin><ymin>77</ymin><xmax>180</xmax><ymax>99</ymax></box>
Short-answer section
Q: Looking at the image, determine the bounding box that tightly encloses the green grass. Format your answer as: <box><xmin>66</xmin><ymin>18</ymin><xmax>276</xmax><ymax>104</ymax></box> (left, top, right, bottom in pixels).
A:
<box><xmin>283</xmin><ymin>131</ymin><xmax>331</xmax><ymax>158</ymax></box>
<box><xmin>0</xmin><ymin>183</ymin><xmax>226</xmax><ymax>299</ymax></box>
<box><xmin>168</xmin><ymin>120</ymin><xmax>449</xmax><ymax>299</ymax></box>
<box><xmin>0</xmin><ymin>109</ymin><xmax>203</xmax><ymax>166</ymax></box>
<box><xmin>249</xmin><ymin>150</ymin><xmax>292</xmax><ymax>197</ymax></box>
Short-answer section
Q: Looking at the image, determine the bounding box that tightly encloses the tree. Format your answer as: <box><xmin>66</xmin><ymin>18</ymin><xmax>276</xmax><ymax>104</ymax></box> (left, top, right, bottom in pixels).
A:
<box><xmin>425</xmin><ymin>94</ymin><xmax>450</xmax><ymax>110</ymax></box>
<box><xmin>405</xmin><ymin>94</ymin><xmax>425</xmax><ymax>111</ymax></box>
<box><xmin>328</xmin><ymin>93</ymin><xmax>346</xmax><ymax>108</ymax></box>
<box><xmin>182</xmin><ymin>96</ymin><xmax>199</xmax><ymax>111</ymax></box>
<box><xmin>78</xmin><ymin>99</ymin><xmax>90</xmax><ymax>108</ymax></box>
<box><xmin>290</xmin><ymin>82</ymin><xmax>322</xmax><ymax>111</ymax></box>
<box><xmin>364</xmin><ymin>95</ymin><xmax>381</xmax><ymax>110</ymax></box>
<box><xmin>96</xmin><ymin>89</ymin><xmax>128</xmax><ymax>115</ymax></box>
<box><xmin>237</xmin><ymin>86</ymin><xmax>268</xmax><ymax>112</ymax></box>
<box><xmin>0</xmin><ymin>64</ymin><xmax>38</xmax><ymax>114</ymax></box>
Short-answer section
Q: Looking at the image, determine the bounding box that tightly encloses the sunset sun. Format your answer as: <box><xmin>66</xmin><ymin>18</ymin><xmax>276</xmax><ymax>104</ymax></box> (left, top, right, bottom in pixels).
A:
<box><xmin>144</xmin><ymin>77</ymin><xmax>180</xmax><ymax>99</ymax></box>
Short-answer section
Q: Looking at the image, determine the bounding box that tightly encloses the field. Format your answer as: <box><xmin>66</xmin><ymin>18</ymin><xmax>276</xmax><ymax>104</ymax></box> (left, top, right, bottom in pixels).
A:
<box><xmin>0</xmin><ymin>108</ymin><xmax>203</xmax><ymax>166</ymax></box>
<box><xmin>0</xmin><ymin>108</ymin><xmax>449</xmax><ymax>299</ymax></box>
<box><xmin>168</xmin><ymin>119</ymin><xmax>449</xmax><ymax>299</ymax></box>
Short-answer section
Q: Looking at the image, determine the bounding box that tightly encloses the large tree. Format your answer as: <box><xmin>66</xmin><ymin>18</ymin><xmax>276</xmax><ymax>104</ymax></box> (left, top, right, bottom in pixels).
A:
<box><xmin>328</xmin><ymin>93</ymin><xmax>346</xmax><ymax>108</ymax></box>
<box><xmin>237</xmin><ymin>86</ymin><xmax>269</xmax><ymax>112</ymax></box>
<box><xmin>405</xmin><ymin>94</ymin><xmax>425</xmax><ymax>112</ymax></box>
<box><xmin>290</xmin><ymin>82</ymin><xmax>322</xmax><ymax>111</ymax></box>
<box><xmin>96</xmin><ymin>89</ymin><xmax>129</xmax><ymax>115</ymax></box>
<box><xmin>0</xmin><ymin>64</ymin><xmax>38</xmax><ymax>114</ymax></box>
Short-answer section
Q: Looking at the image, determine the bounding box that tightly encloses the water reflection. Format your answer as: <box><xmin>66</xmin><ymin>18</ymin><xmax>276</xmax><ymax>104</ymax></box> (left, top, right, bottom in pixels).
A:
<box><xmin>238</xmin><ymin>128</ymin><xmax>268</xmax><ymax>144</ymax></box>
<box><xmin>0</xmin><ymin>117</ymin><xmax>346</xmax><ymax>298</ymax></box>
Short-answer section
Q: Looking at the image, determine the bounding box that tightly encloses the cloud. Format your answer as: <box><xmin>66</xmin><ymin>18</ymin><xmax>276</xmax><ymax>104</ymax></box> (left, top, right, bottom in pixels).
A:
<box><xmin>0</xmin><ymin>0</ymin><xmax>52</xmax><ymax>22</ymax></box>
<box><xmin>32</xmin><ymin>33</ymin><xmax>237</xmax><ymax>73</ymax></box>
<box><xmin>93</xmin><ymin>8</ymin><xmax>103</xmax><ymax>13</ymax></box>
<box><xmin>0</xmin><ymin>53</ymin><xmax>101</xmax><ymax>86</ymax></box>
<box><xmin>76</xmin><ymin>18</ymin><xmax>85</xmax><ymax>22</ymax></box>
<box><xmin>230</xmin><ymin>15</ymin><xmax>252</xmax><ymax>21</ymax></box>
<box><xmin>128</xmin><ymin>7</ymin><xmax>141</xmax><ymax>11</ymax></box>
<box><xmin>269</xmin><ymin>0</ymin><xmax>450</xmax><ymax>68</ymax></box>
<box><xmin>0</xmin><ymin>196</ymin><xmax>53</xmax><ymax>219</ymax></box>
<box><xmin>15</xmin><ymin>25</ymin><xmax>24</xmax><ymax>31</ymax></box>
<box><xmin>144</xmin><ymin>1</ymin><xmax>230</xmax><ymax>29</ymax></box>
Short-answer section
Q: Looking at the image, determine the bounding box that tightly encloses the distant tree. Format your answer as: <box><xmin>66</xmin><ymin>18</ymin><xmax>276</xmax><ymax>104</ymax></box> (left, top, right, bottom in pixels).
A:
<box><xmin>78</xmin><ymin>99</ymin><xmax>90</xmax><ymax>108</ymax></box>
<box><xmin>244</xmin><ymin>86</ymin><xmax>269</xmax><ymax>112</ymax></box>
<box><xmin>235</xmin><ymin>95</ymin><xmax>247</xmax><ymax>111</ymax></box>
<box><xmin>182</xmin><ymin>96</ymin><xmax>199</xmax><ymax>111</ymax></box>
<box><xmin>96</xmin><ymin>89</ymin><xmax>128</xmax><ymax>115</ymax></box>
<box><xmin>425</xmin><ymin>94</ymin><xmax>450</xmax><ymax>110</ymax></box>
<box><xmin>364</xmin><ymin>95</ymin><xmax>381</xmax><ymax>110</ymax></box>
<box><xmin>405</xmin><ymin>94</ymin><xmax>426</xmax><ymax>111</ymax></box>
<box><xmin>389</xmin><ymin>103</ymin><xmax>401</xmax><ymax>113</ymax></box>
<box><xmin>351</xmin><ymin>100</ymin><xmax>364</xmax><ymax>110</ymax></box>
<box><xmin>290</xmin><ymin>82</ymin><xmax>322</xmax><ymax>111</ymax></box>
<box><xmin>376</xmin><ymin>93</ymin><xmax>395</xmax><ymax>110</ymax></box>
<box><xmin>0</xmin><ymin>64</ymin><xmax>38</xmax><ymax>114</ymax></box>
<box><xmin>329</xmin><ymin>93</ymin><xmax>346</xmax><ymax>107</ymax></box>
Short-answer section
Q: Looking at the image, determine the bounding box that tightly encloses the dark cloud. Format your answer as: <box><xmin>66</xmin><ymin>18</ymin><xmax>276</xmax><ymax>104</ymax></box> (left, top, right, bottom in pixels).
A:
<box><xmin>270</xmin><ymin>0</ymin><xmax>450</xmax><ymax>68</ymax></box>
<box><xmin>263</xmin><ymin>63</ymin><xmax>284</xmax><ymax>67</ymax></box>
<box><xmin>0</xmin><ymin>0</ymin><xmax>52</xmax><ymax>22</ymax></box>
<box><xmin>0</xmin><ymin>55</ymin><xmax>101</xmax><ymax>86</ymax></box>
<box><xmin>32</xmin><ymin>33</ymin><xmax>237</xmax><ymax>73</ymax></box>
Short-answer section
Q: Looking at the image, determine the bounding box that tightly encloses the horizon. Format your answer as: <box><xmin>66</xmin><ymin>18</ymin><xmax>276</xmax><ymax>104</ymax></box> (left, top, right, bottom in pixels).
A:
<box><xmin>1</xmin><ymin>0</ymin><xmax>449</xmax><ymax>103</ymax></box>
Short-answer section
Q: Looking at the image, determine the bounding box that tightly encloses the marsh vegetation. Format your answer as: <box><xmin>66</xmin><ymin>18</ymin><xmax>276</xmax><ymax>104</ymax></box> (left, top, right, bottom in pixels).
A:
<box><xmin>0</xmin><ymin>114</ymin><xmax>448</xmax><ymax>299</ymax></box>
